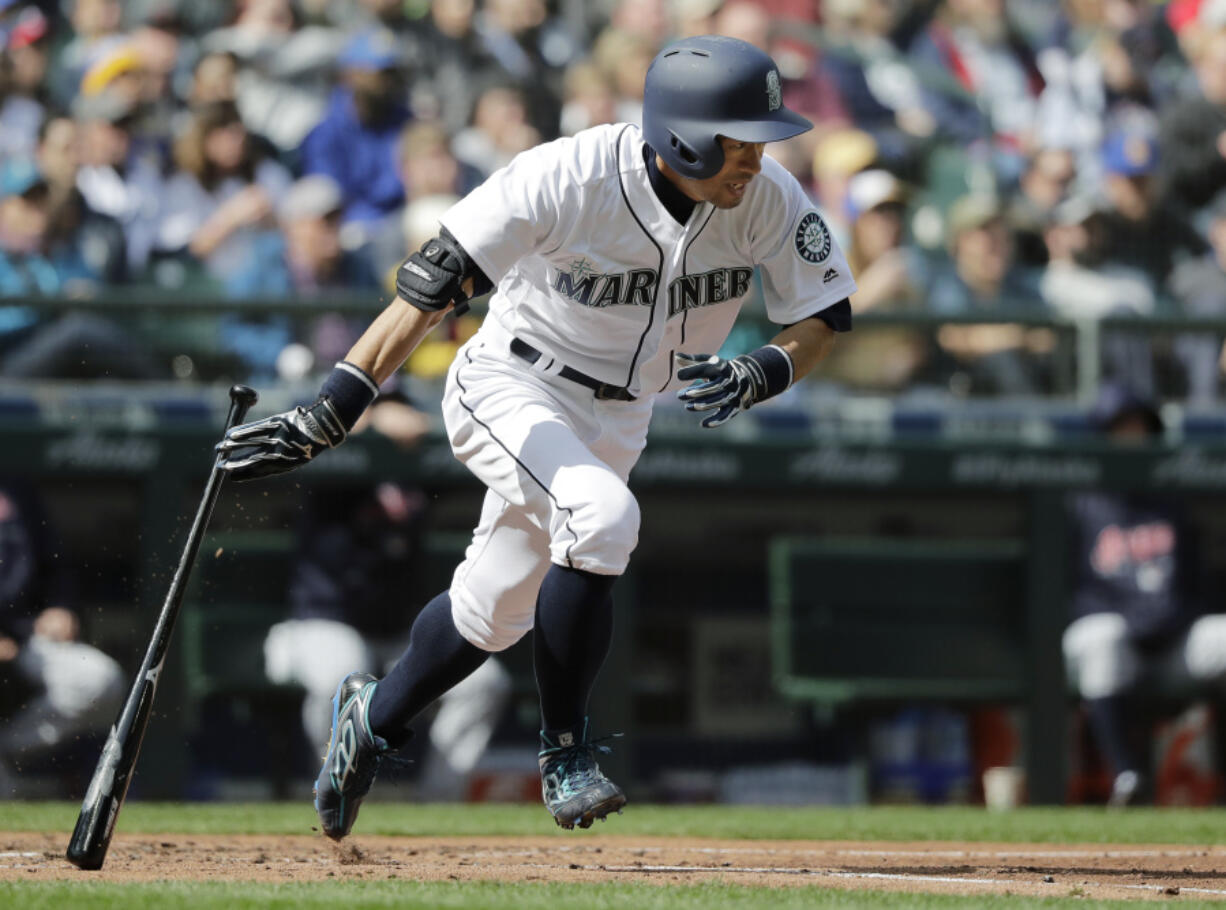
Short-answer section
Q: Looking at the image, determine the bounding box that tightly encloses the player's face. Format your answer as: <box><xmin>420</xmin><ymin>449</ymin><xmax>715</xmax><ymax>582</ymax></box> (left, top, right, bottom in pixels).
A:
<box><xmin>669</xmin><ymin>137</ymin><xmax>766</xmax><ymax>209</ymax></box>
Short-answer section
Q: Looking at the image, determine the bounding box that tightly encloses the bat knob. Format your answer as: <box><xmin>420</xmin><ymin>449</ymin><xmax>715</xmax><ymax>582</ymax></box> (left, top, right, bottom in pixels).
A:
<box><xmin>229</xmin><ymin>385</ymin><xmax>259</xmax><ymax>408</ymax></box>
<box><xmin>226</xmin><ymin>385</ymin><xmax>259</xmax><ymax>429</ymax></box>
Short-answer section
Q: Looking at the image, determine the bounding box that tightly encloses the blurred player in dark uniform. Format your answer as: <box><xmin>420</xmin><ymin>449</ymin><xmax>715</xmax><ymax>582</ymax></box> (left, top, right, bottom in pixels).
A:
<box><xmin>0</xmin><ymin>482</ymin><xmax>122</xmax><ymax>794</ymax></box>
<box><xmin>1063</xmin><ymin>384</ymin><xmax>1226</xmax><ymax>805</ymax></box>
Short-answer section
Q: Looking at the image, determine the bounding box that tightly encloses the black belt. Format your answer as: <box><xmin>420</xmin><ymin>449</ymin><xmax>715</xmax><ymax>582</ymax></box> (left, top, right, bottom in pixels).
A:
<box><xmin>509</xmin><ymin>338</ymin><xmax>637</xmax><ymax>401</ymax></box>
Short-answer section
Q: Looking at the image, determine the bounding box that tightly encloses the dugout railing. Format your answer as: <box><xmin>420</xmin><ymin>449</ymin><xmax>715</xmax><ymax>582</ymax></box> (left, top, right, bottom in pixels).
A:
<box><xmin>7</xmin><ymin>292</ymin><xmax>1226</xmax><ymax>409</ymax></box>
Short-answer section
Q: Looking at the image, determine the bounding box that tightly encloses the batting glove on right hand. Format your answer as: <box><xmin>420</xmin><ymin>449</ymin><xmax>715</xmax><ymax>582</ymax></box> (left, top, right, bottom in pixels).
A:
<box><xmin>675</xmin><ymin>352</ymin><xmax>764</xmax><ymax>429</ymax></box>
<box><xmin>216</xmin><ymin>397</ymin><xmax>346</xmax><ymax>481</ymax></box>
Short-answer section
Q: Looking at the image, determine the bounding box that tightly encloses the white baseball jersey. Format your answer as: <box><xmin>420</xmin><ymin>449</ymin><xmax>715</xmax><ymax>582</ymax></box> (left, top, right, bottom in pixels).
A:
<box><xmin>441</xmin><ymin>122</ymin><xmax>856</xmax><ymax>398</ymax></box>
<box><xmin>437</xmin><ymin>123</ymin><xmax>856</xmax><ymax>651</ymax></box>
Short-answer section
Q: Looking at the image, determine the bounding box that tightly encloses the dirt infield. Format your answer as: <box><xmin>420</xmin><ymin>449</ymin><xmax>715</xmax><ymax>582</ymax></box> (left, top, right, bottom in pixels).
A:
<box><xmin>4</xmin><ymin>832</ymin><xmax>1226</xmax><ymax>901</ymax></box>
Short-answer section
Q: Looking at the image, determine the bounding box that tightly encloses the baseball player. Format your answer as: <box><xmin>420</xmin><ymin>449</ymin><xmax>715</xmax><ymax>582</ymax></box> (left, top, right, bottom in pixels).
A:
<box><xmin>217</xmin><ymin>35</ymin><xmax>856</xmax><ymax>838</ymax></box>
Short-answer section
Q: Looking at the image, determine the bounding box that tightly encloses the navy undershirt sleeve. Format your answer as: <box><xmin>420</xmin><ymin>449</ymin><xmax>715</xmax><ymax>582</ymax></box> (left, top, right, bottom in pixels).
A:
<box><xmin>797</xmin><ymin>298</ymin><xmax>852</xmax><ymax>333</ymax></box>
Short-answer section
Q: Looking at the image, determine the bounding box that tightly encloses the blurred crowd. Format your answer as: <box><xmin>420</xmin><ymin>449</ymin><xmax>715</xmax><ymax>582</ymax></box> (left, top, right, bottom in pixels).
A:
<box><xmin>1</xmin><ymin>0</ymin><xmax>1226</xmax><ymax>396</ymax></box>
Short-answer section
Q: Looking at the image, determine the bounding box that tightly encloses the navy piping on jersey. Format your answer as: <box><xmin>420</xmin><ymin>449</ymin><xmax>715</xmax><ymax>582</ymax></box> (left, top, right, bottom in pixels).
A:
<box><xmin>680</xmin><ymin>205</ymin><xmax>716</xmax><ymax>348</ymax></box>
<box><xmin>455</xmin><ymin>344</ymin><xmax>581</xmax><ymax>568</ymax></box>
<box><xmin>658</xmin><ymin>205</ymin><xmax>717</xmax><ymax>392</ymax></box>
<box><xmin>616</xmin><ymin>125</ymin><xmax>666</xmax><ymax>391</ymax></box>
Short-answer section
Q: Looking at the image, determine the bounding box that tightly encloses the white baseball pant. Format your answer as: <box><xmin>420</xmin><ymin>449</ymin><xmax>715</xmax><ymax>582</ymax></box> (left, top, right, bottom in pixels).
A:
<box><xmin>1063</xmin><ymin>612</ymin><xmax>1226</xmax><ymax>699</ymax></box>
<box><xmin>441</xmin><ymin>325</ymin><xmax>654</xmax><ymax>652</ymax></box>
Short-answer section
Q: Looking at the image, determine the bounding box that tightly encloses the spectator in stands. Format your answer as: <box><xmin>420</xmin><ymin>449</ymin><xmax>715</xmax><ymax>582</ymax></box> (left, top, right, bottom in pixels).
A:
<box><xmin>200</xmin><ymin>0</ymin><xmax>341</xmax><ymax>153</ymax></box>
<box><xmin>928</xmin><ymin>194</ymin><xmax>1048</xmax><ymax>395</ymax></box>
<box><xmin>590</xmin><ymin>27</ymin><xmax>656</xmax><ymax>129</ymax></box>
<box><xmin>157</xmin><ymin>100</ymin><xmax>291</xmax><ymax>285</ymax></box>
<box><xmin>222</xmin><ymin>174</ymin><xmax>378</xmax><ymax>377</ymax></box>
<box><xmin>908</xmin><ymin>0</ymin><xmax>1044</xmax><ymax>171</ymax></box>
<box><xmin>1097</xmin><ymin>126</ymin><xmax>1206</xmax><ymax>292</ymax></box>
<box><xmin>818</xmin><ymin>0</ymin><xmax>937</xmax><ymax>173</ymax></box>
<box><xmin>1040</xmin><ymin>192</ymin><xmax>1156</xmax><ymax>395</ymax></box>
<box><xmin>713</xmin><ymin>0</ymin><xmax>770</xmax><ymax>51</ymax></box>
<box><xmin>0</xmin><ymin>5</ymin><xmax>51</xmax><ymax>166</ymax></box>
<box><xmin>0</xmin><ymin>158</ymin><xmax>98</xmax><ymax>297</ymax></box>
<box><xmin>827</xmin><ymin>168</ymin><xmax>931</xmax><ymax>389</ymax></box>
<box><xmin>36</xmin><ymin>115</ymin><xmax>126</xmax><ymax>286</ymax></box>
<box><xmin>0</xmin><ymin>150</ymin><xmax>160</xmax><ymax>379</ymax></box>
<box><xmin>411</xmin><ymin>0</ymin><xmax>506</xmax><ymax>135</ymax></box>
<box><xmin>845</xmin><ymin>169</ymin><xmax>925</xmax><ymax>312</ymax></box>
<box><xmin>370</xmin><ymin>122</ymin><xmax>479</xmax><ymax>277</ymax></box>
<box><xmin>128</xmin><ymin>9</ymin><xmax>193</xmax><ymax>148</ymax></box>
<box><xmin>1169</xmin><ymin>189</ymin><xmax>1226</xmax><ymax>403</ymax></box>
<box><xmin>0</xmin><ymin>482</ymin><xmax>123</xmax><ymax>797</ymax></box>
<box><xmin>451</xmin><ymin>83</ymin><xmax>540</xmax><ymax>179</ymax></box>
<box><xmin>1063</xmin><ymin>382</ymin><xmax>1226</xmax><ymax>806</ymax></box>
<box><xmin>608</xmin><ymin>0</ymin><xmax>672</xmax><ymax>46</ymax></box>
<box><xmin>809</xmin><ymin>127</ymin><xmax>879</xmax><ymax>247</ymax></box>
<box><xmin>299</xmin><ymin>27</ymin><xmax>411</xmax><ymax>241</ymax></box>
<box><xmin>263</xmin><ymin>399</ymin><xmax>511</xmax><ymax>799</ymax></box>
<box><xmin>673</xmin><ymin>0</ymin><xmax>722</xmax><ymax>39</ymax></box>
<box><xmin>1159</xmin><ymin>25</ymin><xmax>1226</xmax><ymax>212</ymax></box>
<box><xmin>1033</xmin><ymin>0</ymin><xmax>1173</xmax><ymax>174</ymax></box>
<box><xmin>49</xmin><ymin>0</ymin><xmax>125</xmax><ymax>109</ymax></box>
<box><xmin>559</xmin><ymin>61</ymin><xmax>618</xmax><ymax>137</ymax></box>
<box><xmin>1039</xmin><ymin>194</ymin><xmax>1154</xmax><ymax>321</ymax></box>
<box><xmin>230</xmin><ymin>174</ymin><xmax>378</xmax><ymax>299</ymax></box>
<box><xmin>474</xmin><ymin>0</ymin><xmax>576</xmax><ymax>137</ymax></box>
<box><xmin>330</xmin><ymin>0</ymin><xmax>420</xmax><ymax>36</ymax></box>
<box><xmin>72</xmin><ymin>89</ymin><xmax>167</xmax><ymax>277</ymax></box>
<box><xmin>1008</xmin><ymin>144</ymin><xmax>1077</xmax><ymax>267</ymax></box>
<box><xmin>187</xmin><ymin>49</ymin><xmax>238</xmax><ymax>107</ymax></box>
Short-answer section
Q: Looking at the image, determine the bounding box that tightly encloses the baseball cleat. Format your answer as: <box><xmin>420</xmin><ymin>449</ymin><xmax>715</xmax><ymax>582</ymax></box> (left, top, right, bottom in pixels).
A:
<box><xmin>314</xmin><ymin>672</ymin><xmax>389</xmax><ymax>840</ymax></box>
<box><xmin>538</xmin><ymin>719</ymin><xmax>626</xmax><ymax>830</ymax></box>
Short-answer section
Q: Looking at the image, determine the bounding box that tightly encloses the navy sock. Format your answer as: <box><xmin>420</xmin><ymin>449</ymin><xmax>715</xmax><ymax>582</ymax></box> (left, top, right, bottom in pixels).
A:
<box><xmin>1086</xmin><ymin>695</ymin><xmax>1140</xmax><ymax>776</ymax></box>
<box><xmin>367</xmin><ymin>591</ymin><xmax>488</xmax><ymax>744</ymax></box>
<box><xmin>532</xmin><ymin>564</ymin><xmax>616</xmax><ymax>734</ymax></box>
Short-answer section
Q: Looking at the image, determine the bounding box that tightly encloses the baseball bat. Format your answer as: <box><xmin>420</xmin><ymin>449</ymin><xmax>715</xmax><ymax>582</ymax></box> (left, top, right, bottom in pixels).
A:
<box><xmin>66</xmin><ymin>384</ymin><xmax>258</xmax><ymax>871</ymax></box>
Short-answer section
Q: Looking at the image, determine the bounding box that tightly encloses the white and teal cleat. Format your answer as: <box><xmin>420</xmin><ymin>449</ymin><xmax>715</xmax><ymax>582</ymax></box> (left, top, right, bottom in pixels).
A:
<box><xmin>538</xmin><ymin>719</ymin><xmax>626</xmax><ymax>830</ymax></box>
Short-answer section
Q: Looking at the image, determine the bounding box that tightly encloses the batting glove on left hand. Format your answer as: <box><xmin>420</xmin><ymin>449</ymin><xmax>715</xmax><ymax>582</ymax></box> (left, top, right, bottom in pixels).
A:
<box><xmin>216</xmin><ymin>397</ymin><xmax>347</xmax><ymax>481</ymax></box>
<box><xmin>675</xmin><ymin>352</ymin><xmax>767</xmax><ymax>429</ymax></box>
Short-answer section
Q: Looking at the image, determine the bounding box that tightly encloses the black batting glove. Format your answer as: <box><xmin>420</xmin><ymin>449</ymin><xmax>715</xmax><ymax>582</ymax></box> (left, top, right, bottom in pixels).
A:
<box><xmin>216</xmin><ymin>397</ymin><xmax>347</xmax><ymax>481</ymax></box>
<box><xmin>675</xmin><ymin>353</ymin><xmax>764</xmax><ymax>429</ymax></box>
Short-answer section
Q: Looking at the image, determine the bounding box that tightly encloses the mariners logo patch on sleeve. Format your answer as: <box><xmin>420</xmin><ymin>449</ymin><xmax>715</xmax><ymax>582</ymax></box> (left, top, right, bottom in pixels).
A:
<box><xmin>794</xmin><ymin>211</ymin><xmax>832</xmax><ymax>264</ymax></box>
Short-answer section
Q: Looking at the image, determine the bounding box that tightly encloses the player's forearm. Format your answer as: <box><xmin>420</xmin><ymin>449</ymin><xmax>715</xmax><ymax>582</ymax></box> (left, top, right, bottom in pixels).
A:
<box><xmin>344</xmin><ymin>296</ymin><xmax>452</xmax><ymax>384</ymax></box>
<box><xmin>769</xmin><ymin>316</ymin><xmax>836</xmax><ymax>382</ymax></box>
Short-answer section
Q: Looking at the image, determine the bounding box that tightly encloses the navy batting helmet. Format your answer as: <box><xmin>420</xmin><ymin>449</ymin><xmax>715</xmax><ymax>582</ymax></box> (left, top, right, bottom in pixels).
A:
<box><xmin>642</xmin><ymin>35</ymin><xmax>812</xmax><ymax>180</ymax></box>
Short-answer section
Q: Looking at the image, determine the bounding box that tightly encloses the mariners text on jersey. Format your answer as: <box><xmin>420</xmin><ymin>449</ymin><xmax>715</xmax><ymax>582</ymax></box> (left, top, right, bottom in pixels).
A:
<box><xmin>551</xmin><ymin>259</ymin><xmax>755</xmax><ymax>318</ymax></box>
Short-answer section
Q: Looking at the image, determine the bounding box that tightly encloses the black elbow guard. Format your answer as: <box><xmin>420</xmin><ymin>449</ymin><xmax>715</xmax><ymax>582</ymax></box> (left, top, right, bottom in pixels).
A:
<box><xmin>395</xmin><ymin>228</ymin><xmax>491</xmax><ymax>316</ymax></box>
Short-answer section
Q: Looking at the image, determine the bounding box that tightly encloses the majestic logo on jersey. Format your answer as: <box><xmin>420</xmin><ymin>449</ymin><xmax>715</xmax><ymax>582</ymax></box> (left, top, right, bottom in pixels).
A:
<box><xmin>795</xmin><ymin>211</ymin><xmax>832</xmax><ymax>264</ymax></box>
<box><xmin>553</xmin><ymin>258</ymin><xmax>657</xmax><ymax>308</ymax></box>
<box><xmin>667</xmin><ymin>267</ymin><xmax>754</xmax><ymax>317</ymax></box>
<box><xmin>766</xmin><ymin>69</ymin><xmax>782</xmax><ymax>111</ymax></box>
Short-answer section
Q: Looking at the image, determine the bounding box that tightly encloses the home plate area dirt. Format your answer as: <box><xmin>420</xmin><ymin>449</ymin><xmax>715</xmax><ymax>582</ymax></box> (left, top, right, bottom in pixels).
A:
<box><xmin>4</xmin><ymin>833</ymin><xmax>1226</xmax><ymax>901</ymax></box>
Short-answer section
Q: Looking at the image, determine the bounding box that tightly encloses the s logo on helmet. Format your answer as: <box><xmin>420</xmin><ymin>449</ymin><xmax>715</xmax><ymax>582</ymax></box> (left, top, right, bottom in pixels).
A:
<box><xmin>794</xmin><ymin>211</ymin><xmax>832</xmax><ymax>264</ymax></box>
<box><xmin>766</xmin><ymin>69</ymin><xmax>781</xmax><ymax>111</ymax></box>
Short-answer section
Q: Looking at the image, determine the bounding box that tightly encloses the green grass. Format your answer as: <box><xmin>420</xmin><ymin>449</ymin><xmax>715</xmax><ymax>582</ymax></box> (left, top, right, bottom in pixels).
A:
<box><xmin>0</xmin><ymin>880</ymin><xmax>1173</xmax><ymax>910</ymax></box>
<box><xmin>5</xmin><ymin>801</ymin><xmax>1226</xmax><ymax>843</ymax></box>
